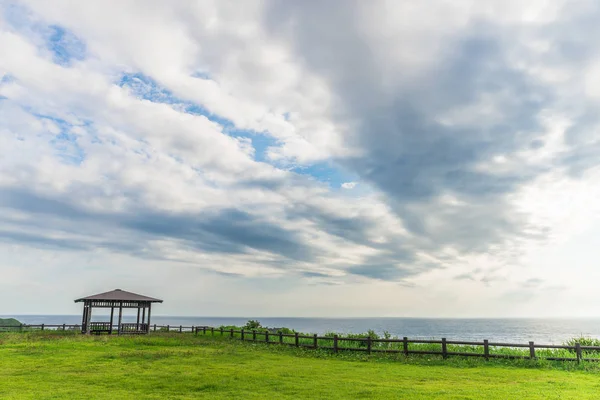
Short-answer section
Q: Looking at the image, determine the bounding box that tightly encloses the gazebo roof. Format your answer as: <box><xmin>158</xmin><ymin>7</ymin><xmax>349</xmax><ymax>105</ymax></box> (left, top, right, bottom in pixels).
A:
<box><xmin>74</xmin><ymin>289</ymin><xmax>163</xmax><ymax>303</ymax></box>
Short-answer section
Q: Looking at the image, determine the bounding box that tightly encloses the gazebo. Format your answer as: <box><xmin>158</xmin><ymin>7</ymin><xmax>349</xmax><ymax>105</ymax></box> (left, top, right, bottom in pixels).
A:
<box><xmin>75</xmin><ymin>289</ymin><xmax>163</xmax><ymax>334</ymax></box>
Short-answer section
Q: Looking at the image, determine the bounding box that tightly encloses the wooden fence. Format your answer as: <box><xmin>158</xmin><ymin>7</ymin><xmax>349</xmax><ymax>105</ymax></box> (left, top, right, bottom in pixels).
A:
<box><xmin>189</xmin><ymin>326</ymin><xmax>597</xmax><ymax>363</ymax></box>
<box><xmin>1</xmin><ymin>324</ymin><xmax>598</xmax><ymax>363</ymax></box>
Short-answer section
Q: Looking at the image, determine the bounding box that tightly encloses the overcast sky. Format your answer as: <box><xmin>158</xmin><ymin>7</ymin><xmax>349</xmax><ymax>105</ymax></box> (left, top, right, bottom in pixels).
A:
<box><xmin>2</xmin><ymin>0</ymin><xmax>600</xmax><ymax>317</ymax></box>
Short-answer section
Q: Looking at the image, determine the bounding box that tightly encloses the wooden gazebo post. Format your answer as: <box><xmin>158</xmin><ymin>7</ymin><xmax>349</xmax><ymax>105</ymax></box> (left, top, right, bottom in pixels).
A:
<box><xmin>109</xmin><ymin>306</ymin><xmax>114</xmax><ymax>334</ymax></box>
<box><xmin>86</xmin><ymin>302</ymin><xmax>93</xmax><ymax>334</ymax></box>
<box><xmin>147</xmin><ymin>303</ymin><xmax>152</xmax><ymax>333</ymax></box>
<box><xmin>141</xmin><ymin>307</ymin><xmax>146</xmax><ymax>330</ymax></box>
<box><xmin>81</xmin><ymin>301</ymin><xmax>87</xmax><ymax>333</ymax></box>
<box><xmin>117</xmin><ymin>301</ymin><xmax>123</xmax><ymax>335</ymax></box>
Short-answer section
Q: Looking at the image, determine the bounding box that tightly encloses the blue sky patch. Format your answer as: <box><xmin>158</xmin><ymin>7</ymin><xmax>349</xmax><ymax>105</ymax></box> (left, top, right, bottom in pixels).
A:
<box><xmin>1</xmin><ymin>2</ymin><xmax>32</xmax><ymax>30</ymax></box>
<box><xmin>46</xmin><ymin>25</ymin><xmax>86</xmax><ymax>66</ymax></box>
<box><xmin>291</xmin><ymin>162</ymin><xmax>359</xmax><ymax>189</ymax></box>
<box><xmin>191</xmin><ymin>71</ymin><xmax>212</xmax><ymax>80</ymax></box>
<box><xmin>1</xmin><ymin>3</ymin><xmax>86</xmax><ymax>66</ymax></box>
<box><xmin>51</xmin><ymin>131</ymin><xmax>85</xmax><ymax>165</ymax></box>
<box><xmin>0</xmin><ymin>74</ymin><xmax>16</xmax><ymax>85</ymax></box>
<box><xmin>0</xmin><ymin>74</ymin><xmax>14</xmax><ymax>101</ymax></box>
<box><xmin>28</xmin><ymin>111</ymin><xmax>86</xmax><ymax>165</ymax></box>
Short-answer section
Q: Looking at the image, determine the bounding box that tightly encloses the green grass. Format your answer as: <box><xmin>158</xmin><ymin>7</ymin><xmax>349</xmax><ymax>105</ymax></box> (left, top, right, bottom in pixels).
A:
<box><xmin>1</xmin><ymin>332</ymin><xmax>600</xmax><ymax>399</ymax></box>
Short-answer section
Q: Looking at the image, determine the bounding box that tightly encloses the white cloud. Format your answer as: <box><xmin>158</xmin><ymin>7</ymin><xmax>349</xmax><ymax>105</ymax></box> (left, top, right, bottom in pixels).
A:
<box><xmin>1</xmin><ymin>0</ymin><xmax>600</xmax><ymax>317</ymax></box>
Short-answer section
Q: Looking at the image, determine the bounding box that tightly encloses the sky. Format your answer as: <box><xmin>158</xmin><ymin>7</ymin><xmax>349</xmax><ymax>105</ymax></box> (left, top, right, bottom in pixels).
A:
<box><xmin>1</xmin><ymin>0</ymin><xmax>600</xmax><ymax>318</ymax></box>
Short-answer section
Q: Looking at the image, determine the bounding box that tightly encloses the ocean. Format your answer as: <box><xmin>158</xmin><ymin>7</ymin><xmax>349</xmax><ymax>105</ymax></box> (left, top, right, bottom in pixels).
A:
<box><xmin>4</xmin><ymin>315</ymin><xmax>600</xmax><ymax>344</ymax></box>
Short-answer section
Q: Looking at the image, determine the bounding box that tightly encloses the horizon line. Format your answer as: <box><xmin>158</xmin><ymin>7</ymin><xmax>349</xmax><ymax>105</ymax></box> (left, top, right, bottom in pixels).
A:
<box><xmin>3</xmin><ymin>314</ymin><xmax>600</xmax><ymax>320</ymax></box>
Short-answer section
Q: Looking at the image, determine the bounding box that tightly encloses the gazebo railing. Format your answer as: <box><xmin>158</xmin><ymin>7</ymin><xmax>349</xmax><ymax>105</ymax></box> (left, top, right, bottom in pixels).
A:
<box><xmin>89</xmin><ymin>322</ymin><xmax>112</xmax><ymax>333</ymax></box>
<box><xmin>120</xmin><ymin>323</ymin><xmax>149</xmax><ymax>334</ymax></box>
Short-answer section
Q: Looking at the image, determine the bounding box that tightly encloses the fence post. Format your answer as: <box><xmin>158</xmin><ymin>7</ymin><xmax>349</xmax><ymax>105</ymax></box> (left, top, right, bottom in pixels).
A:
<box><xmin>403</xmin><ymin>337</ymin><xmax>409</xmax><ymax>356</ymax></box>
<box><xmin>334</xmin><ymin>335</ymin><xmax>339</xmax><ymax>353</ymax></box>
<box><xmin>211</xmin><ymin>327</ymin><xmax>214</xmax><ymax>336</ymax></box>
<box><xmin>253</xmin><ymin>330</ymin><xmax>257</xmax><ymax>341</ymax></box>
<box><xmin>41</xmin><ymin>324</ymin><xmax>45</xmax><ymax>331</ymax></box>
<box><xmin>295</xmin><ymin>332</ymin><xmax>299</xmax><ymax>347</ymax></box>
<box><xmin>576</xmin><ymin>343</ymin><xmax>582</xmax><ymax>364</ymax></box>
<box><xmin>154</xmin><ymin>324</ymin><xmax>156</xmax><ymax>332</ymax></box>
<box><xmin>279</xmin><ymin>331</ymin><xmax>283</xmax><ymax>344</ymax></box>
<box><xmin>192</xmin><ymin>326</ymin><xmax>195</xmax><ymax>334</ymax></box>
<box><xmin>265</xmin><ymin>331</ymin><xmax>269</xmax><ymax>343</ymax></box>
<box><xmin>529</xmin><ymin>341</ymin><xmax>536</xmax><ymax>360</ymax></box>
<box><xmin>62</xmin><ymin>324</ymin><xmax>66</xmax><ymax>331</ymax></box>
<box><xmin>484</xmin><ymin>339</ymin><xmax>489</xmax><ymax>361</ymax></box>
<box><xmin>221</xmin><ymin>327</ymin><xmax>224</xmax><ymax>336</ymax></box>
<box><xmin>367</xmin><ymin>335</ymin><xmax>372</xmax><ymax>354</ymax></box>
<box><xmin>203</xmin><ymin>326</ymin><xmax>206</xmax><ymax>335</ymax></box>
<box><xmin>230</xmin><ymin>328</ymin><xmax>234</xmax><ymax>338</ymax></box>
<box><xmin>241</xmin><ymin>329</ymin><xmax>245</xmax><ymax>340</ymax></box>
<box><xmin>167</xmin><ymin>325</ymin><xmax>170</xmax><ymax>332</ymax></box>
<box><xmin>442</xmin><ymin>338</ymin><xmax>447</xmax><ymax>359</ymax></box>
<box><xmin>194</xmin><ymin>326</ymin><xmax>198</xmax><ymax>335</ymax></box>
<box><xmin>179</xmin><ymin>325</ymin><xmax>182</xmax><ymax>333</ymax></box>
<box><xmin>314</xmin><ymin>334</ymin><xmax>318</xmax><ymax>349</ymax></box>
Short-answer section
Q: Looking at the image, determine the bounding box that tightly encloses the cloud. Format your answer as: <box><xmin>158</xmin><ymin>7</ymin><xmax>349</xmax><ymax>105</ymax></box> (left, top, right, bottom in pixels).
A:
<box><xmin>521</xmin><ymin>278</ymin><xmax>545</xmax><ymax>288</ymax></box>
<box><xmin>454</xmin><ymin>273</ymin><xmax>475</xmax><ymax>281</ymax></box>
<box><xmin>480</xmin><ymin>275</ymin><xmax>507</xmax><ymax>286</ymax></box>
<box><xmin>2</xmin><ymin>0</ymin><xmax>600</xmax><ymax>316</ymax></box>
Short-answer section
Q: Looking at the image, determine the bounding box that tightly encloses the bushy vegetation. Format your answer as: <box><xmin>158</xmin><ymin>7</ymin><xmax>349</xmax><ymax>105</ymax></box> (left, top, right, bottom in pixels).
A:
<box><xmin>563</xmin><ymin>336</ymin><xmax>600</xmax><ymax>354</ymax></box>
<box><xmin>0</xmin><ymin>318</ymin><xmax>22</xmax><ymax>332</ymax></box>
<box><xmin>564</xmin><ymin>336</ymin><xmax>600</xmax><ymax>348</ymax></box>
<box><xmin>219</xmin><ymin>320</ymin><xmax>296</xmax><ymax>335</ymax></box>
<box><xmin>0</xmin><ymin>318</ymin><xmax>21</xmax><ymax>326</ymax></box>
<box><xmin>243</xmin><ymin>320</ymin><xmax>262</xmax><ymax>330</ymax></box>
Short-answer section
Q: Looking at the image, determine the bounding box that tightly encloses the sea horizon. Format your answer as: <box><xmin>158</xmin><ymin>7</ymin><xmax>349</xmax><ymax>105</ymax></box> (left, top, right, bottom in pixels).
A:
<box><xmin>4</xmin><ymin>315</ymin><xmax>600</xmax><ymax>344</ymax></box>
<box><xmin>5</xmin><ymin>314</ymin><xmax>600</xmax><ymax>319</ymax></box>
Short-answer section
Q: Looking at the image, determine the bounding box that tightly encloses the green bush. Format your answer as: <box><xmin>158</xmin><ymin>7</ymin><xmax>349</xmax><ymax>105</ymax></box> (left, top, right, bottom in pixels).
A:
<box><xmin>274</xmin><ymin>327</ymin><xmax>295</xmax><ymax>335</ymax></box>
<box><xmin>563</xmin><ymin>337</ymin><xmax>600</xmax><ymax>353</ymax></box>
<box><xmin>244</xmin><ymin>320</ymin><xmax>262</xmax><ymax>330</ymax></box>
<box><xmin>0</xmin><ymin>318</ymin><xmax>22</xmax><ymax>332</ymax></box>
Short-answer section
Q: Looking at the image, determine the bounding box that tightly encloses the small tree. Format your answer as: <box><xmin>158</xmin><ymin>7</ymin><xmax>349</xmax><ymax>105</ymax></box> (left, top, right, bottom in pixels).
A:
<box><xmin>244</xmin><ymin>320</ymin><xmax>262</xmax><ymax>330</ymax></box>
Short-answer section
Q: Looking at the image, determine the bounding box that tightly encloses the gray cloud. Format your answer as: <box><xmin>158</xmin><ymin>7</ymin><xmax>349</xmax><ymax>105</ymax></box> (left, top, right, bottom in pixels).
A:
<box><xmin>126</xmin><ymin>208</ymin><xmax>318</xmax><ymax>262</ymax></box>
<box><xmin>262</xmin><ymin>0</ymin><xmax>599</xmax><ymax>265</ymax></box>
<box><xmin>480</xmin><ymin>275</ymin><xmax>507</xmax><ymax>286</ymax></box>
<box><xmin>345</xmin><ymin>253</ymin><xmax>424</xmax><ymax>283</ymax></box>
<box><xmin>0</xmin><ymin>186</ymin><xmax>436</xmax><ymax>282</ymax></box>
<box><xmin>0</xmin><ymin>188</ymin><xmax>317</xmax><ymax>263</ymax></box>
<box><xmin>521</xmin><ymin>278</ymin><xmax>544</xmax><ymax>288</ymax></box>
<box><xmin>454</xmin><ymin>273</ymin><xmax>475</xmax><ymax>281</ymax></box>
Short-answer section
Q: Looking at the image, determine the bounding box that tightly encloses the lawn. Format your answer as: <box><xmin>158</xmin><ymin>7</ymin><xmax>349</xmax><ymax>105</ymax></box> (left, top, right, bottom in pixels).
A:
<box><xmin>1</xmin><ymin>332</ymin><xmax>599</xmax><ymax>399</ymax></box>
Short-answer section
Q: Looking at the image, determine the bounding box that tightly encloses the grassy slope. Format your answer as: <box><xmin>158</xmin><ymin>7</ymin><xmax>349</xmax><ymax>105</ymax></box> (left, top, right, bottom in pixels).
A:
<box><xmin>1</xmin><ymin>333</ymin><xmax>599</xmax><ymax>400</ymax></box>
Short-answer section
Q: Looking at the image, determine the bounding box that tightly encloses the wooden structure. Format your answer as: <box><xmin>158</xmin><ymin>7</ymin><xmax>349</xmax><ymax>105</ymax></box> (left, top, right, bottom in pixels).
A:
<box><xmin>74</xmin><ymin>289</ymin><xmax>162</xmax><ymax>334</ymax></box>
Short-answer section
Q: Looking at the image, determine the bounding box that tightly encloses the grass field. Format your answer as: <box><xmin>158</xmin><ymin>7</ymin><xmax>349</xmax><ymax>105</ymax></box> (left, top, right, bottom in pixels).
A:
<box><xmin>1</xmin><ymin>332</ymin><xmax>600</xmax><ymax>399</ymax></box>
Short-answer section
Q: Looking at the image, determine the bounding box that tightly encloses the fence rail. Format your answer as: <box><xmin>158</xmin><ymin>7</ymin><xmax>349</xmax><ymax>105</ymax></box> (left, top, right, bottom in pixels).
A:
<box><xmin>2</xmin><ymin>324</ymin><xmax>598</xmax><ymax>363</ymax></box>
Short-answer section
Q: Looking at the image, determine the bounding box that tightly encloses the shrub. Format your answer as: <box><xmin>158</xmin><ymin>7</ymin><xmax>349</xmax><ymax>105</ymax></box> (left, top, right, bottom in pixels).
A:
<box><xmin>243</xmin><ymin>320</ymin><xmax>262</xmax><ymax>330</ymax></box>
<box><xmin>273</xmin><ymin>327</ymin><xmax>295</xmax><ymax>335</ymax></box>
<box><xmin>564</xmin><ymin>337</ymin><xmax>600</xmax><ymax>353</ymax></box>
